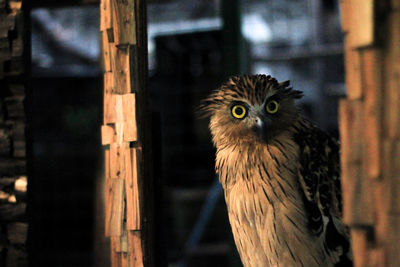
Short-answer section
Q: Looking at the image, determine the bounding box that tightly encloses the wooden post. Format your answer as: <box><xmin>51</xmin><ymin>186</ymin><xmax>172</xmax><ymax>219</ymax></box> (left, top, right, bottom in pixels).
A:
<box><xmin>339</xmin><ymin>0</ymin><xmax>400</xmax><ymax>266</ymax></box>
<box><xmin>100</xmin><ymin>0</ymin><xmax>154</xmax><ymax>266</ymax></box>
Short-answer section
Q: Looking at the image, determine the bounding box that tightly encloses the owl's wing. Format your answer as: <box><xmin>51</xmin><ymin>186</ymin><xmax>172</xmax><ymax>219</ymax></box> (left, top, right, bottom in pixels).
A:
<box><xmin>293</xmin><ymin>119</ymin><xmax>341</xmax><ymax>230</ymax></box>
<box><xmin>293</xmin><ymin>119</ymin><xmax>351</xmax><ymax>263</ymax></box>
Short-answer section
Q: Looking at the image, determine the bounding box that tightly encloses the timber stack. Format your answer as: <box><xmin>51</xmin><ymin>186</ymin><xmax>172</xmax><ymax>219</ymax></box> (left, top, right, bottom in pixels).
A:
<box><xmin>0</xmin><ymin>0</ymin><xmax>28</xmax><ymax>266</ymax></box>
<box><xmin>339</xmin><ymin>1</ymin><xmax>400</xmax><ymax>266</ymax></box>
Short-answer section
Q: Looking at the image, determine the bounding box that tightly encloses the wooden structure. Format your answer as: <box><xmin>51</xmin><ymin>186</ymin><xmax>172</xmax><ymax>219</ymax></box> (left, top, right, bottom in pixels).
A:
<box><xmin>0</xmin><ymin>0</ymin><xmax>28</xmax><ymax>266</ymax></box>
<box><xmin>339</xmin><ymin>1</ymin><xmax>400</xmax><ymax>266</ymax></box>
<box><xmin>100</xmin><ymin>0</ymin><xmax>154</xmax><ymax>266</ymax></box>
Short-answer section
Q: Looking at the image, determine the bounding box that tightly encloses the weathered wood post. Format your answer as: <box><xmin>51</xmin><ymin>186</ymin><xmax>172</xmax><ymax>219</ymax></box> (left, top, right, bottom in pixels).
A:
<box><xmin>339</xmin><ymin>1</ymin><xmax>400</xmax><ymax>266</ymax></box>
<box><xmin>100</xmin><ymin>0</ymin><xmax>154</xmax><ymax>266</ymax></box>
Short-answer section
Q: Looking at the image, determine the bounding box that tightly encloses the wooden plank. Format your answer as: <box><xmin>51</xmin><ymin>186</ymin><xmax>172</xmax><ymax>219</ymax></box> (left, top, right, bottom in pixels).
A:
<box><xmin>115</xmin><ymin>94</ymin><xmax>124</xmax><ymax>123</ymax></box>
<box><xmin>121</xmin><ymin>252</ymin><xmax>129</xmax><ymax>267</ymax></box>
<box><xmin>361</xmin><ymin>48</ymin><xmax>382</xmax><ymax>180</ymax></box>
<box><xmin>102</xmin><ymin>31</ymin><xmax>112</xmax><ymax>72</ymax></box>
<box><xmin>111</xmin><ymin>0</ymin><xmax>136</xmax><ymax>46</ymax></box>
<box><xmin>387</xmin><ymin>215</ymin><xmax>400</xmax><ymax>266</ymax></box>
<box><xmin>341</xmin><ymin>162</ymin><xmax>374</xmax><ymax>225</ymax></box>
<box><xmin>339</xmin><ymin>99</ymin><xmax>363</xmax><ymax>164</ymax></box>
<box><xmin>105</xmin><ymin>148</ymin><xmax>111</xmax><ymax>181</ymax></box>
<box><xmin>109</xmin><ymin>143</ymin><xmax>127</xmax><ymax>179</ymax></box>
<box><xmin>110</xmin><ymin>45</ymin><xmax>131</xmax><ymax>94</ymax></box>
<box><xmin>384</xmin><ymin>11</ymin><xmax>400</xmax><ymax>139</ymax></box>
<box><xmin>125</xmin><ymin>148</ymin><xmax>140</xmax><ymax>230</ymax></box>
<box><xmin>124</xmin><ymin>147</ymin><xmax>134</xmax><ymax>230</ymax></box>
<box><xmin>104</xmin><ymin>73</ymin><xmax>116</xmax><ymax>124</ymax></box>
<box><xmin>114</xmin><ymin>230</ymin><xmax>128</xmax><ymax>253</ymax></box>
<box><xmin>111</xmin><ymin>237</ymin><xmax>122</xmax><ymax>267</ymax></box>
<box><xmin>105</xmin><ymin>149</ymin><xmax>111</xmax><ymax>236</ymax></box>
<box><xmin>100</xmin><ymin>0</ymin><xmax>113</xmax><ymax>32</ymax></box>
<box><xmin>339</xmin><ymin>99</ymin><xmax>374</xmax><ymax>225</ymax></box>
<box><xmin>122</xmin><ymin>93</ymin><xmax>137</xmax><ymax>142</ymax></box>
<box><xmin>108</xmin><ymin>178</ymin><xmax>125</xmax><ymax>236</ymax></box>
<box><xmin>348</xmin><ymin>0</ymin><xmax>374</xmax><ymax>48</ymax></box>
<box><xmin>339</xmin><ymin>0</ymin><xmax>351</xmax><ymax>33</ymax></box>
<box><xmin>128</xmin><ymin>231</ymin><xmax>144</xmax><ymax>267</ymax></box>
<box><xmin>350</xmin><ymin>228</ymin><xmax>370</xmax><ymax>267</ymax></box>
<box><xmin>382</xmin><ymin>140</ymin><xmax>400</xmax><ymax>215</ymax></box>
<box><xmin>112</xmin><ymin>236</ymin><xmax>121</xmax><ymax>252</ymax></box>
<box><xmin>344</xmin><ymin>44</ymin><xmax>363</xmax><ymax>99</ymax></box>
<box><xmin>102</xmin><ymin>125</ymin><xmax>114</xmax><ymax>145</ymax></box>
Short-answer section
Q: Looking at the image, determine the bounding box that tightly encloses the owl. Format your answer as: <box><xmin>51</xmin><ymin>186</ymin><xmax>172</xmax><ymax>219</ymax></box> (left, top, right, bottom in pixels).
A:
<box><xmin>200</xmin><ymin>75</ymin><xmax>352</xmax><ymax>267</ymax></box>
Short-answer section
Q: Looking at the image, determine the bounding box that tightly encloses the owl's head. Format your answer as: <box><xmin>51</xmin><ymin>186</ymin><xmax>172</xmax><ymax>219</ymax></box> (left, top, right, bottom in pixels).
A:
<box><xmin>199</xmin><ymin>74</ymin><xmax>303</xmax><ymax>147</ymax></box>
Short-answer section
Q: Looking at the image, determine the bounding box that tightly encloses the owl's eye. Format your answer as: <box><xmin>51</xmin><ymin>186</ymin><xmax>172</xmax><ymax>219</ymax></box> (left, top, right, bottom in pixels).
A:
<box><xmin>266</xmin><ymin>100</ymin><xmax>279</xmax><ymax>114</ymax></box>
<box><xmin>231</xmin><ymin>105</ymin><xmax>247</xmax><ymax>119</ymax></box>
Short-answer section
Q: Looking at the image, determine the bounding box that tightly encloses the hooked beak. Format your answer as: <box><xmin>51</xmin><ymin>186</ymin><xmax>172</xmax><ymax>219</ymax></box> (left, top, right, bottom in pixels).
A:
<box><xmin>251</xmin><ymin>117</ymin><xmax>267</xmax><ymax>141</ymax></box>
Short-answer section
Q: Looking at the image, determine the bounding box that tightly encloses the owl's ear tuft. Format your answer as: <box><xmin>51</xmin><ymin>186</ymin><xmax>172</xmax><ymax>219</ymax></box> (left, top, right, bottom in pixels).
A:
<box><xmin>287</xmin><ymin>89</ymin><xmax>303</xmax><ymax>99</ymax></box>
<box><xmin>279</xmin><ymin>80</ymin><xmax>303</xmax><ymax>99</ymax></box>
<box><xmin>279</xmin><ymin>80</ymin><xmax>290</xmax><ymax>88</ymax></box>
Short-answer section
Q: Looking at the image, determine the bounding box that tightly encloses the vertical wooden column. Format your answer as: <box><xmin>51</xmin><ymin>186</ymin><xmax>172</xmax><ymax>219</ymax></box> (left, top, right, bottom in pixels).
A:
<box><xmin>100</xmin><ymin>0</ymin><xmax>153</xmax><ymax>266</ymax></box>
<box><xmin>339</xmin><ymin>1</ymin><xmax>400</xmax><ymax>266</ymax></box>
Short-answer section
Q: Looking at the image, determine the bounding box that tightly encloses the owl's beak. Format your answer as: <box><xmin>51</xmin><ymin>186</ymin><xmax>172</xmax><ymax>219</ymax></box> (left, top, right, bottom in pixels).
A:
<box><xmin>251</xmin><ymin>117</ymin><xmax>267</xmax><ymax>141</ymax></box>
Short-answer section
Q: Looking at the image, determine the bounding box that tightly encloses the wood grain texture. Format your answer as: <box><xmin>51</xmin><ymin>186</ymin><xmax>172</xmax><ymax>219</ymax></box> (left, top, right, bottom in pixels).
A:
<box><xmin>101</xmin><ymin>0</ymin><xmax>151</xmax><ymax>265</ymax></box>
<box><xmin>347</xmin><ymin>0</ymin><xmax>374</xmax><ymax>48</ymax></box>
<box><xmin>108</xmin><ymin>178</ymin><xmax>125</xmax><ymax>236</ymax></box>
<box><xmin>339</xmin><ymin>99</ymin><xmax>373</xmax><ymax>225</ymax></box>
<box><xmin>384</xmin><ymin>10</ymin><xmax>400</xmax><ymax>139</ymax></box>
<box><xmin>361</xmin><ymin>48</ymin><xmax>383</xmax><ymax>180</ymax></box>
<box><xmin>111</xmin><ymin>0</ymin><xmax>136</xmax><ymax>46</ymax></box>
<box><xmin>340</xmin><ymin>1</ymin><xmax>400</xmax><ymax>266</ymax></box>
<box><xmin>122</xmin><ymin>93</ymin><xmax>137</xmax><ymax>142</ymax></box>
<box><xmin>344</xmin><ymin>43</ymin><xmax>362</xmax><ymax>99</ymax></box>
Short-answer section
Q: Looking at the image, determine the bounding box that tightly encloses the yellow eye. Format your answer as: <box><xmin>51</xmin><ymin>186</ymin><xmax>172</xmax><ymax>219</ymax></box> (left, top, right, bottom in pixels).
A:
<box><xmin>231</xmin><ymin>105</ymin><xmax>247</xmax><ymax>119</ymax></box>
<box><xmin>266</xmin><ymin>100</ymin><xmax>279</xmax><ymax>114</ymax></box>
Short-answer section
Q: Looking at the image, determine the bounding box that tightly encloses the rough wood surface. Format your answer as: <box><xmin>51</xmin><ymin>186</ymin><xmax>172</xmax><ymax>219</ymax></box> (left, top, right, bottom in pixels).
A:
<box><xmin>108</xmin><ymin>178</ymin><xmax>125</xmax><ymax>236</ymax></box>
<box><xmin>339</xmin><ymin>1</ymin><xmax>400</xmax><ymax>266</ymax></box>
<box><xmin>111</xmin><ymin>0</ymin><xmax>136</xmax><ymax>46</ymax></box>
<box><xmin>344</xmin><ymin>44</ymin><xmax>362</xmax><ymax>99</ymax></box>
<box><xmin>101</xmin><ymin>0</ymin><xmax>152</xmax><ymax>265</ymax></box>
<box><xmin>361</xmin><ymin>48</ymin><xmax>383</xmax><ymax>180</ymax></box>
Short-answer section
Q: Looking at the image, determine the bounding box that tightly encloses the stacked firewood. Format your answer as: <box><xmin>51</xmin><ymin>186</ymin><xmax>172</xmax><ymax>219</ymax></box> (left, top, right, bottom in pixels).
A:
<box><xmin>339</xmin><ymin>1</ymin><xmax>400</xmax><ymax>266</ymax></box>
<box><xmin>0</xmin><ymin>0</ymin><xmax>28</xmax><ymax>266</ymax></box>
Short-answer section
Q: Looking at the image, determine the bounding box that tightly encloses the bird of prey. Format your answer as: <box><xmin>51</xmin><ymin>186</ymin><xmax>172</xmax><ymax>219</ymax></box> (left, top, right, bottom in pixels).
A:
<box><xmin>199</xmin><ymin>75</ymin><xmax>352</xmax><ymax>267</ymax></box>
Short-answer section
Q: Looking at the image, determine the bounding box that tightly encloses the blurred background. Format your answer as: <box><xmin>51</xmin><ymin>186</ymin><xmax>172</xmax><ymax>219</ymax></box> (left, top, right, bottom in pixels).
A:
<box><xmin>28</xmin><ymin>0</ymin><xmax>344</xmax><ymax>266</ymax></box>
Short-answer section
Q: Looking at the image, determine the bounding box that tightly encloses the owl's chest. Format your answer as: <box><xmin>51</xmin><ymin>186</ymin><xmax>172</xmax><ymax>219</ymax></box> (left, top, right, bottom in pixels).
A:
<box><xmin>225</xmin><ymin>160</ymin><xmax>303</xmax><ymax>225</ymax></box>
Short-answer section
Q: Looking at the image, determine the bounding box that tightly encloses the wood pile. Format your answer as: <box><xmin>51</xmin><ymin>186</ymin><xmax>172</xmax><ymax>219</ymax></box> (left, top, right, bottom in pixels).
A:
<box><xmin>100</xmin><ymin>0</ymin><xmax>154</xmax><ymax>266</ymax></box>
<box><xmin>339</xmin><ymin>1</ymin><xmax>400</xmax><ymax>266</ymax></box>
<box><xmin>0</xmin><ymin>0</ymin><xmax>28</xmax><ymax>266</ymax></box>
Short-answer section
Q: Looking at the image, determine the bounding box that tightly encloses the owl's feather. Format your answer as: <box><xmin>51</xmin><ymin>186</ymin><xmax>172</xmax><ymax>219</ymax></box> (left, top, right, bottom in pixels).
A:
<box><xmin>202</xmin><ymin>75</ymin><xmax>352</xmax><ymax>267</ymax></box>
